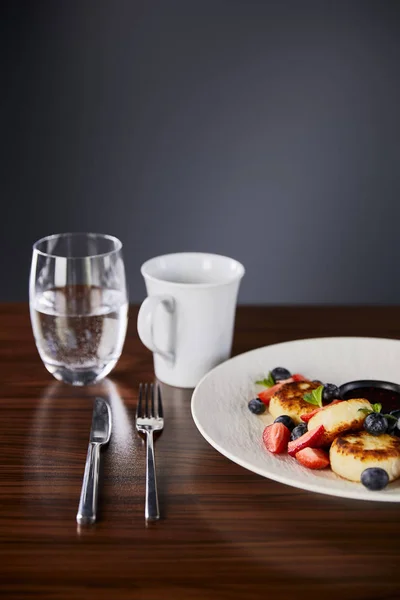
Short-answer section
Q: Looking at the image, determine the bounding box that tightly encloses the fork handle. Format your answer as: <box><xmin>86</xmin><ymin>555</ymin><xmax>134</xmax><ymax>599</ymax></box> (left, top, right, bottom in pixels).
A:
<box><xmin>76</xmin><ymin>442</ymin><xmax>100</xmax><ymax>525</ymax></box>
<box><xmin>145</xmin><ymin>430</ymin><xmax>160</xmax><ymax>521</ymax></box>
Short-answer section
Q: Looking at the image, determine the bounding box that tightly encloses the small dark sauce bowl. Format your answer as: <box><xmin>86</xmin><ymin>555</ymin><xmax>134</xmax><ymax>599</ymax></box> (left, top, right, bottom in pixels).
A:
<box><xmin>339</xmin><ymin>380</ymin><xmax>400</xmax><ymax>413</ymax></box>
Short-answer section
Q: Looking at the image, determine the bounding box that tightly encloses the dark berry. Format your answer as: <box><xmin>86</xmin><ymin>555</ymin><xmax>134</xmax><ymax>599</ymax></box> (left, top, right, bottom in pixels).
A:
<box><xmin>361</xmin><ymin>467</ymin><xmax>389</xmax><ymax>491</ymax></box>
<box><xmin>271</xmin><ymin>367</ymin><xmax>291</xmax><ymax>383</ymax></box>
<box><xmin>388</xmin><ymin>411</ymin><xmax>400</xmax><ymax>436</ymax></box>
<box><xmin>387</xmin><ymin>418</ymin><xmax>398</xmax><ymax>435</ymax></box>
<box><xmin>392</xmin><ymin>418</ymin><xmax>400</xmax><ymax>437</ymax></box>
<box><xmin>290</xmin><ymin>423</ymin><xmax>308</xmax><ymax>441</ymax></box>
<box><xmin>322</xmin><ymin>383</ymin><xmax>342</xmax><ymax>403</ymax></box>
<box><xmin>274</xmin><ymin>415</ymin><xmax>295</xmax><ymax>431</ymax></box>
<box><xmin>364</xmin><ymin>413</ymin><xmax>388</xmax><ymax>436</ymax></box>
<box><xmin>248</xmin><ymin>398</ymin><xmax>266</xmax><ymax>415</ymax></box>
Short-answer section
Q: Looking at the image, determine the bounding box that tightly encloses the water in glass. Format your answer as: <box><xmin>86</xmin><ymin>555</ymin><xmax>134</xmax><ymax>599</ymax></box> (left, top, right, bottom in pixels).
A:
<box><xmin>30</xmin><ymin>233</ymin><xmax>128</xmax><ymax>385</ymax></box>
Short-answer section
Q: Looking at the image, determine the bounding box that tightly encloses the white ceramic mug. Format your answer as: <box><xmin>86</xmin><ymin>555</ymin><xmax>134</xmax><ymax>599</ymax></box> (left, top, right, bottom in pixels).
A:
<box><xmin>137</xmin><ymin>253</ymin><xmax>245</xmax><ymax>388</ymax></box>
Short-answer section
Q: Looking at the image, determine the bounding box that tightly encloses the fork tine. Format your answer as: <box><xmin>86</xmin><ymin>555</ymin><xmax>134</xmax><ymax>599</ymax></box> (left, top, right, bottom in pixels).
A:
<box><xmin>137</xmin><ymin>383</ymin><xmax>143</xmax><ymax>418</ymax></box>
<box><xmin>150</xmin><ymin>383</ymin><xmax>155</xmax><ymax>416</ymax></box>
<box><xmin>144</xmin><ymin>383</ymin><xmax>149</xmax><ymax>418</ymax></box>
<box><xmin>157</xmin><ymin>385</ymin><xmax>163</xmax><ymax>419</ymax></box>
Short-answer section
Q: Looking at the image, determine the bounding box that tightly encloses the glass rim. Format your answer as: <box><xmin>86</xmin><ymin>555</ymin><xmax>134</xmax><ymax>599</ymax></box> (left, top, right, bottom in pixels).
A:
<box><xmin>32</xmin><ymin>232</ymin><xmax>123</xmax><ymax>259</ymax></box>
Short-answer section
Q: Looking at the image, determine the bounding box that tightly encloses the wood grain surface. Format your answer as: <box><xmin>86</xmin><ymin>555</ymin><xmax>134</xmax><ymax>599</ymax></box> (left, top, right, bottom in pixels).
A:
<box><xmin>2</xmin><ymin>304</ymin><xmax>400</xmax><ymax>600</ymax></box>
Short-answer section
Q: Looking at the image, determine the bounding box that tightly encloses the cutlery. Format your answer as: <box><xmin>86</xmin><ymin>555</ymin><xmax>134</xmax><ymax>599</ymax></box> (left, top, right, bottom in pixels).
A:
<box><xmin>136</xmin><ymin>383</ymin><xmax>164</xmax><ymax>521</ymax></box>
<box><xmin>76</xmin><ymin>397</ymin><xmax>112</xmax><ymax>525</ymax></box>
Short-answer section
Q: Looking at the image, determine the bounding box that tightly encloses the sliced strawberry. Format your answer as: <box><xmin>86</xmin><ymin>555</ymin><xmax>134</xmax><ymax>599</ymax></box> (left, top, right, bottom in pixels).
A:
<box><xmin>300</xmin><ymin>407</ymin><xmax>322</xmax><ymax>423</ymax></box>
<box><xmin>258</xmin><ymin>382</ymin><xmax>284</xmax><ymax>404</ymax></box>
<box><xmin>291</xmin><ymin>373</ymin><xmax>309</xmax><ymax>382</ymax></box>
<box><xmin>300</xmin><ymin>399</ymin><xmax>342</xmax><ymax>422</ymax></box>
<box><xmin>295</xmin><ymin>447</ymin><xmax>330</xmax><ymax>469</ymax></box>
<box><xmin>287</xmin><ymin>424</ymin><xmax>325</xmax><ymax>456</ymax></box>
<box><xmin>279</xmin><ymin>376</ymin><xmax>296</xmax><ymax>384</ymax></box>
<box><xmin>263</xmin><ymin>423</ymin><xmax>290</xmax><ymax>454</ymax></box>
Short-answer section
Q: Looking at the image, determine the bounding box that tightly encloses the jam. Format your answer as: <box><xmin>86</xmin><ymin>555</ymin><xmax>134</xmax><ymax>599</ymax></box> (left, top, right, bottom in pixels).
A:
<box><xmin>340</xmin><ymin>380</ymin><xmax>400</xmax><ymax>413</ymax></box>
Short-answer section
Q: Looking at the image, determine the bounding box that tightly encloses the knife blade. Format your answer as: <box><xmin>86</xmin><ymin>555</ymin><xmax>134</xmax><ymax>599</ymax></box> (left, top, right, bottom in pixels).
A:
<box><xmin>76</xmin><ymin>397</ymin><xmax>112</xmax><ymax>525</ymax></box>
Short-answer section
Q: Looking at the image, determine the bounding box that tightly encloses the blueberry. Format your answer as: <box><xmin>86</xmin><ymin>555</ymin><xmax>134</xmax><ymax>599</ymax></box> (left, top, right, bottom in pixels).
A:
<box><xmin>290</xmin><ymin>423</ymin><xmax>307</xmax><ymax>441</ymax></box>
<box><xmin>388</xmin><ymin>411</ymin><xmax>400</xmax><ymax>436</ymax></box>
<box><xmin>392</xmin><ymin>418</ymin><xmax>400</xmax><ymax>437</ymax></box>
<box><xmin>248</xmin><ymin>398</ymin><xmax>266</xmax><ymax>415</ymax></box>
<box><xmin>271</xmin><ymin>367</ymin><xmax>291</xmax><ymax>383</ymax></box>
<box><xmin>322</xmin><ymin>383</ymin><xmax>342</xmax><ymax>403</ymax></box>
<box><xmin>387</xmin><ymin>417</ymin><xmax>398</xmax><ymax>435</ymax></box>
<box><xmin>364</xmin><ymin>412</ymin><xmax>388</xmax><ymax>436</ymax></box>
<box><xmin>361</xmin><ymin>467</ymin><xmax>389</xmax><ymax>491</ymax></box>
<box><xmin>274</xmin><ymin>415</ymin><xmax>295</xmax><ymax>431</ymax></box>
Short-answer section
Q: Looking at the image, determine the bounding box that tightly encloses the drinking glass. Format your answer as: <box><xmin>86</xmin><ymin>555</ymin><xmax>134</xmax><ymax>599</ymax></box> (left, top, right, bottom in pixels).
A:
<box><xmin>30</xmin><ymin>233</ymin><xmax>128</xmax><ymax>385</ymax></box>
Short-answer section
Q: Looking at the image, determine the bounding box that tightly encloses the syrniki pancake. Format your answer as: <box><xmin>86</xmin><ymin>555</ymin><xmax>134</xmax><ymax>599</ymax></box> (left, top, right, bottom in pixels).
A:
<box><xmin>330</xmin><ymin>431</ymin><xmax>400</xmax><ymax>482</ymax></box>
<box><xmin>269</xmin><ymin>381</ymin><xmax>320</xmax><ymax>424</ymax></box>
<box><xmin>307</xmin><ymin>398</ymin><xmax>372</xmax><ymax>445</ymax></box>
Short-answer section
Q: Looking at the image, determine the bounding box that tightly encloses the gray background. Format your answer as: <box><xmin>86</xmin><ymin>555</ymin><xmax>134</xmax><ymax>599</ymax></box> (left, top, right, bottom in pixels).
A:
<box><xmin>2</xmin><ymin>0</ymin><xmax>400</xmax><ymax>304</ymax></box>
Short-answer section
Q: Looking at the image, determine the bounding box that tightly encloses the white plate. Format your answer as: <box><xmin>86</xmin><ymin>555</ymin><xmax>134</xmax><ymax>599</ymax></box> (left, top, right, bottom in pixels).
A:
<box><xmin>191</xmin><ymin>337</ymin><xmax>400</xmax><ymax>502</ymax></box>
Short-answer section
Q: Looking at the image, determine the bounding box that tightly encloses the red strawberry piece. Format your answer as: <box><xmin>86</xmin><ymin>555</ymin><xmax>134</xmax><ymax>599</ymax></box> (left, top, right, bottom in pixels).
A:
<box><xmin>263</xmin><ymin>423</ymin><xmax>291</xmax><ymax>454</ymax></box>
<box><xmin>295</xmin><ymin>447</ymin><xmax>330</xmax><ymax>469</ymax></box>
<box><xmin>300</xmin><ymin>407</ymin><xmax>322</xmax><ymax>423</ymax></box>
<box><xmin>300</xmin><ymin>399</ymin><xmax>342</xmax><ymax>422</ymax></box>
<box><xmin>287</xmin><ymin>424</ymin><xmax>325</xmax><ymax>456</ymax></box>
<box><xmin>258</xmin><ymin>382</ymin><xmax>284</xmax><ymax>404</ymax></box>
<box><xmin>291</xmin><ymin>373</ymin><xmax>309</xmax><ymax>382</ymax></box>
<box><xmin>279</xmin><ymin>376</ymin><xmax>295</xmax><ymax>384</ymax></box>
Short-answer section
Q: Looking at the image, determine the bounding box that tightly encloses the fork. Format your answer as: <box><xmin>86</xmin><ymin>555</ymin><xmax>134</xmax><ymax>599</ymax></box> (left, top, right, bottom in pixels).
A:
<box><xmin>136</xmin><ymin>383</ymin><xmax>164</xmax><ymax>521</ymax></box>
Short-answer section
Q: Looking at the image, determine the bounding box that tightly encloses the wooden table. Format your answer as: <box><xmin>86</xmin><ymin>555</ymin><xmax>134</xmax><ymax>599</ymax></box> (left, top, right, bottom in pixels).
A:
<box><xmin>2</xmin><ymin>304</ymin><xmax>400</xmax><ymax>600</ymax></box>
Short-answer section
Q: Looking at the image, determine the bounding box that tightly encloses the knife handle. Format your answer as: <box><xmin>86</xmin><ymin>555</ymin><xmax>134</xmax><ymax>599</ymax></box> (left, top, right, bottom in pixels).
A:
<box><xmin>76</xmin><ymin>442</ymin><xmax>100</xmax><ymax>525</ymax></box>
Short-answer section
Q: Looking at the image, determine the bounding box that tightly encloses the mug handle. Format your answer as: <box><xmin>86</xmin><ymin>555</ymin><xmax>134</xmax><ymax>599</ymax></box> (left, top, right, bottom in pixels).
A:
<box><xmin>137</xmin><ymin>295</ymin><xmax>175</xmax><ymax>363</ymax></box>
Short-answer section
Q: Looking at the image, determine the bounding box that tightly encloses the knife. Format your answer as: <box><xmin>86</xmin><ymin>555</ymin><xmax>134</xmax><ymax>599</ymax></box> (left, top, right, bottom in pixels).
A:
<box><xmin>76</xmin><ymin>397</ymin><xmax>112</xmax><ymax>525</ymax></box>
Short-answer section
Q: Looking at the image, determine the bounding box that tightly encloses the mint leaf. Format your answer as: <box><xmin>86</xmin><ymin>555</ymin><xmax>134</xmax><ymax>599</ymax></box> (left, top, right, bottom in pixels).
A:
<box><xmin>358</xmin><ymin>405</ymin><xmax>388</xmax><ymax>423</ymax></box>
<box><xmin>256</xmin><ymin>372</ymin><xmax>275</xmax><ymax>388</ymax></box>
<box><xmin>303</xmin><ymin>385</ymin><xmax>324</xmax><ymax>408</ymax></box>
<box><xmin>358</xmin><ymin>403</ymin><xmax>382</xmax><ymax>416</ymax></box>
<box><xmin>303</xmin><ymin>393</ymin><xmax>320</xmax><ymax>407</ymax></box>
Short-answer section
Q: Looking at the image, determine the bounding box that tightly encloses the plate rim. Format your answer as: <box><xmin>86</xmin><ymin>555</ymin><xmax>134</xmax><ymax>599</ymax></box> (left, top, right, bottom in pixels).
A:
<box><xmin>191</xmin><ymin>336</ymin><xmax>400</xmax><ymax>502</ymax></box>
